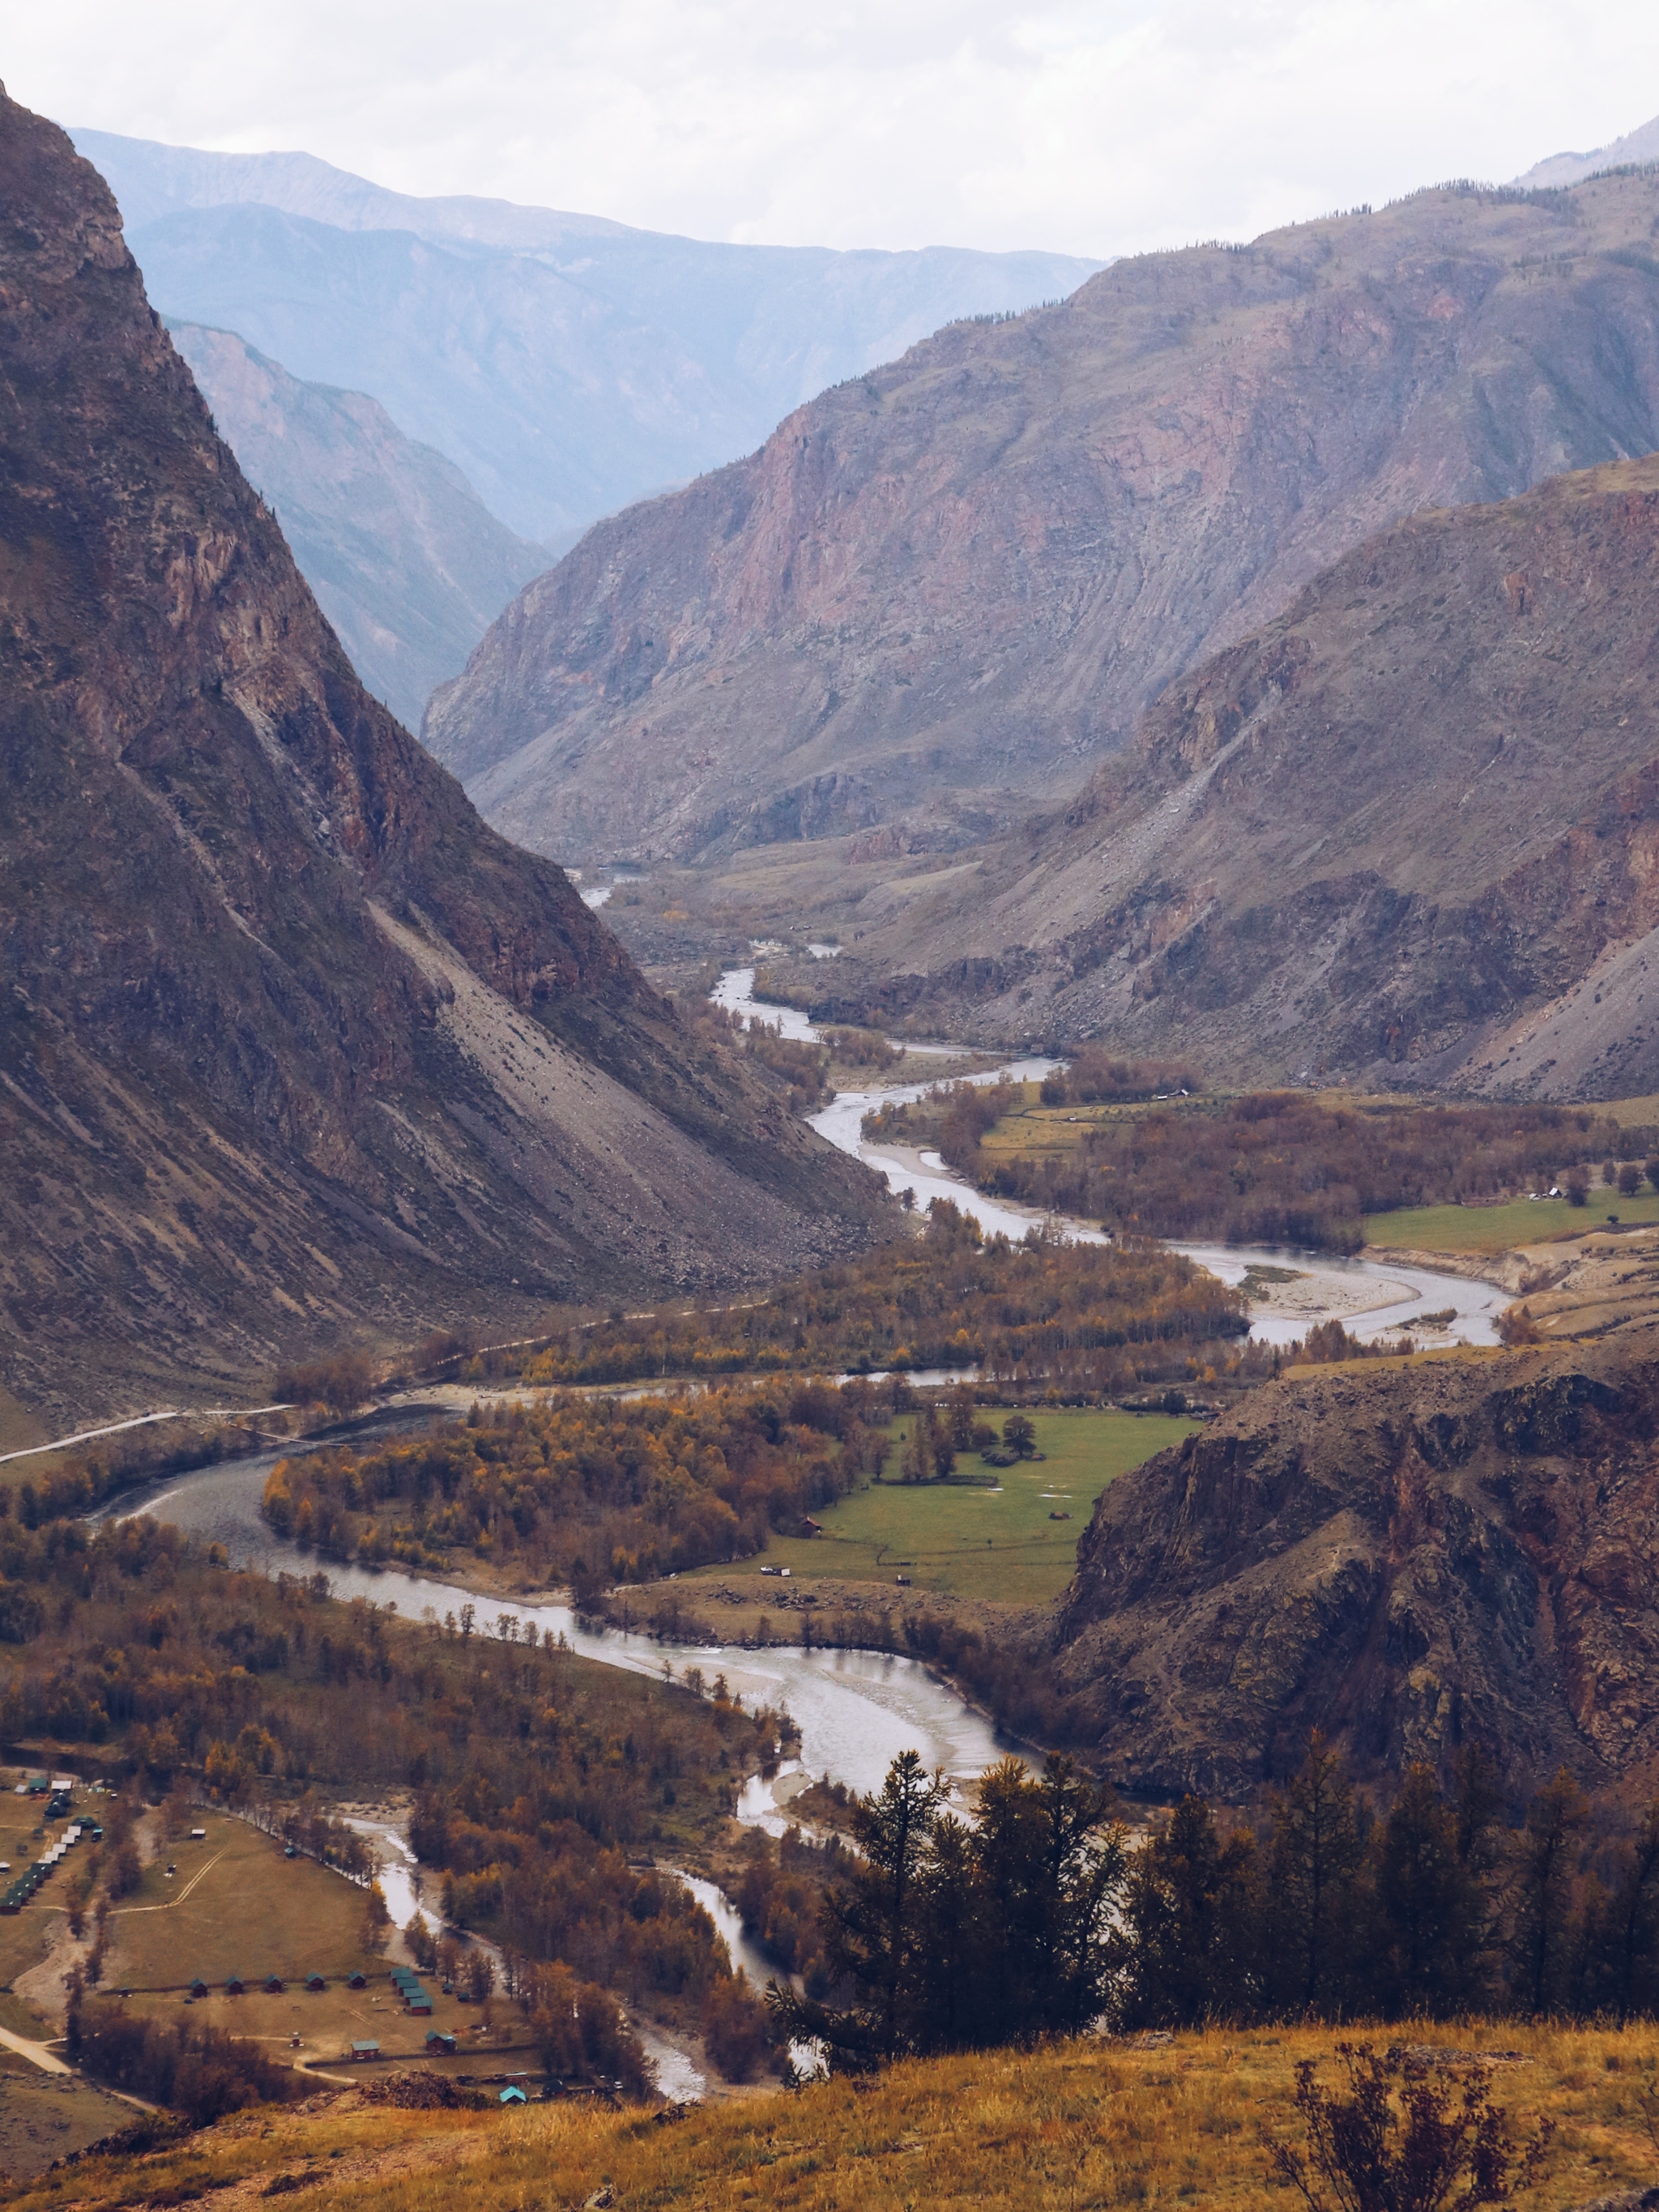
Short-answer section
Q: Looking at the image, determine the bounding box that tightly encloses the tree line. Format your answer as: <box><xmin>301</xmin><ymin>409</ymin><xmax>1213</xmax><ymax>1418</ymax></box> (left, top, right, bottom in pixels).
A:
<box><xmin>868</xmin><ymin>1088</ymin><xmax>1659</xmax><ymax>1252</ymax></box>
<box><xmin>66</xmin><ymin>2004</ymin><xmax>301</xmax><ymax>2125</ymax></box>
<box><xmin>776</xmin><ymin>1737</ymin><xmax>1659</xmax><ymax>2069</ymax></box>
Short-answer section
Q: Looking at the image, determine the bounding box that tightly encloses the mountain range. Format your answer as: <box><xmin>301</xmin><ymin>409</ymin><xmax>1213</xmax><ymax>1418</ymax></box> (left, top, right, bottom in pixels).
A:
<box><xmin>0</xmin><ymin>90</ymin><xmax>885</xmax><ymax>1432</ymax></box>
<box><xmin>61</xmin><ymin>128</ymin><xmax>1097</xmax><ymax>739</ymax></box>
<box><xmin>70</xmin><ymin>129</ymin><xmax>1100</xmax><ymax>547</ymax></box>
<box><xmin>426</xmin><ymin>168</ymin><xmax>1659</xmax><ymax>873</ymax></box>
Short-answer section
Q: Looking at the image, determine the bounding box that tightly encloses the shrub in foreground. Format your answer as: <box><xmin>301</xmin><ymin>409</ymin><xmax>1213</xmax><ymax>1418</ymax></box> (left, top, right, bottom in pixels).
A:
<box><xmin>1266</xmin><ymin>2042</ymin><xmax>1553</xmax><ymax>2212</ymax></box>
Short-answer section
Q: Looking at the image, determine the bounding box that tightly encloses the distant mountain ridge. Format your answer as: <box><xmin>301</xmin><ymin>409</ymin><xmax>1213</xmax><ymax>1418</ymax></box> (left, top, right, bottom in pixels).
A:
<box><xmin>1515</xmin><ymin>109</ymin><xmax>1659</xmax><ymax>188</ymax></box>
<box><xmin>0</xmin><ymin>91</ymin><xmax>885</xmax><ymax>1427</ymax></box>
<box><xmin>66</xmin><ymin>132</ymin><xmax>643</xmax><ymax>246</ymax></box>
<box><xmin>70</xmin><ymin>129</ymin><xmax>1101</xmax><ymax>545</ymax></box>
<box><xmin>168</xmin><ymin>322</ymin><xmax>547</xmax><ymax>731</ymax></box>
<box><xmin>424</xmin><ymin>168</ymin><xmax>1659</xmax><ymax>869</ymax></box>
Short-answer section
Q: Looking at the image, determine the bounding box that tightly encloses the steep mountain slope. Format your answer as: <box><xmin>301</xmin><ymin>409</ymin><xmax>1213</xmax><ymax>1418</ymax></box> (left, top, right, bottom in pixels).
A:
<box><xmin>169</xmin><ymin>322</ymin><xmax>546</xmax><ymax>731</ymax></box>
<box><xmin>0</xmin><ymin>89</ymin><xmax>885</xmax><ymax>1429</ymax></box>
<box><xmin>820</xmin><ymin>455</ymin><xmax>1659</xmax><ymax>1093</ymax></box>
<box><xmin>72</xmin><ymin>129</ymin><xmax>1099</xmax><ymax>543</ymax></box>
<box><xmin>425</xmin><ymin>171</ymin><xmax>1659</xmax><ymax>867</ymax></box>
<box><xmin>1051</xmin><ymin>1329</ymin><xmax>1659</xmax><ymax>1801</ymax></box>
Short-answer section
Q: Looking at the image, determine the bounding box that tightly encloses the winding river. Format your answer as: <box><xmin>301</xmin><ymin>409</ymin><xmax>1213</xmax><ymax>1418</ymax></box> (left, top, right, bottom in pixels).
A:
<box><xmin>712</xmin><ymin>961</ymin><xmax>1499</xmax><ymax>1345</ymax></box>
<box><xmin>96</xmin><ymin>1447</ymin><xmax>1010</xmax><ymax>1803</ymax></box>
<box><xmin>88</xmin><ymin>970</ymin><xmax>1505</xmax><ymax>2091</ymax></box>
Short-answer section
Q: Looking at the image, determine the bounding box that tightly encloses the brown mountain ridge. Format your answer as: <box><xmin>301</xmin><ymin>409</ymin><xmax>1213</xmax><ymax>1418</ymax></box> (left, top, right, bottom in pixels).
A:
<box><xmin>804</xmin><ymin>454</ymin><xmax>1659</xmax><ymax>1093</ymax></box>
<box><xmin>428</xmin><ymin>167</ymin><xmax>1659</xmax><ymax>870</ymax></box>
<box><xmin>0</xmin><ymin>90</ymin><xmax>885</xmax><ymax>1430</ymax></box>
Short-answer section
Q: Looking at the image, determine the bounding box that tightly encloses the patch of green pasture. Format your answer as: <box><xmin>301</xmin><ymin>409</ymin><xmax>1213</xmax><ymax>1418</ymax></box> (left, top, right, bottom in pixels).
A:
<box><xmin>689</xmin><ymin>1409</ymin><xmax>1200</xmax><ymax>1605</ymax></box>
<box><xmin>1364</xmin><ymin>1191</ymin><xmax>1659</xmax><ymax>1255</ymax></box>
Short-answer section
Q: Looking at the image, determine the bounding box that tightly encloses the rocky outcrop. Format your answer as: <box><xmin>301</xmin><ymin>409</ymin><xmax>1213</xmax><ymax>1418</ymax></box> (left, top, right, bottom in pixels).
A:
<box><xmin>170</xmin><ymin>322</ymin><xmax>546</xmax><ymax>731</ymax></box>
<box><xmin>0</xmin><ymin>91</ymin><xmax>887</xmax><ymax>1428</ymax></box>
<box><xmin>1051</xmin><ymin>1330</ymin><xmax>1659</xmax><ymax>1802</ymax></box>
<box><xmin>428</xmin><ymin>170</ymin><xmax>1659</xmax><ymax>866</ymax></box>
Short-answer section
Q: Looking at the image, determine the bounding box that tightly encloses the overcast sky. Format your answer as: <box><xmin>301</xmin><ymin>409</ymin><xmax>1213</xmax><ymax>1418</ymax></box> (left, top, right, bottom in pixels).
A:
<box><xmin>11</xmin><ymin>2</ymin><xmax>1659</xmax><ymax>258</ymax></box>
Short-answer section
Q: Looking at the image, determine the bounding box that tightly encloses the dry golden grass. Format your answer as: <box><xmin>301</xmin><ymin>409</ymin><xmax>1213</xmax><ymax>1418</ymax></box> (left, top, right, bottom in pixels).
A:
<box><xmin>3</xmin><ymin>2095</ymin><xmax>496</xmax><ymax>2208</ymax></box>
<box><xmin>15</xmin><ymin>2022</ymin><xmax>1657</xmax><ymax>2212</ymax></box>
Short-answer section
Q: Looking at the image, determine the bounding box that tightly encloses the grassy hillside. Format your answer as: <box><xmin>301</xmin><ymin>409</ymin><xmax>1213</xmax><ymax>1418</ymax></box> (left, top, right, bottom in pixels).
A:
<box><xmin>11</xmin><ymin>2023</ymin><xmax>1656</xmax><ymax>2211</ymax></box>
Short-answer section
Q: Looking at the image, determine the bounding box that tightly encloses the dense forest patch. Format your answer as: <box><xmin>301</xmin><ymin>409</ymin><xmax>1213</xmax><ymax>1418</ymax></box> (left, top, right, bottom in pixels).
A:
<box><xmin>465</xmin><ymin>1200</ymin><xmax>1247</xmax><ymax>1398</ymax></box>
<box><xmin>263</xmin><ymin>1381</ymin><xmax>885</xmax><ymax>1591</ymax></box>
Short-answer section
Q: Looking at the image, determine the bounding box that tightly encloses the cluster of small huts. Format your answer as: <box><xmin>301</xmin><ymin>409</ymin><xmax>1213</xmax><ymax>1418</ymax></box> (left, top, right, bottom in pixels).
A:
<box><xmin>1</xmin><ymin>1777</ymin><xmax>102</xmax><ymax>1913</ymax></box>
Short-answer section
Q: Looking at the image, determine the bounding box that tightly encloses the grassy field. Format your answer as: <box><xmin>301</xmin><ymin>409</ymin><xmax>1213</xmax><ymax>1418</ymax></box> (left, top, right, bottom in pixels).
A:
<box><xmin>105</xmin><ymin>1810</ymin><xmax>386</xmax><ymax>1991</ymax></box>
<box><xmin>1363</xmin><ymin>1190</ymin><xmax>1659</xmax><ymax>1254</ymax></box>
<box><xmin>9</xmin><ymin>2021</ymin><xmax>1657</xmax><ymax>2212</ymax></box>
<box><xmin>102</xmin><ymin>1810</ymin><xmax>528</xmax><ymax>2073</ymax></box>
<box><xmin>685</xmin><ymin>1410</ymin><xmax>1199</xmax><ymax>1605</ymax></box>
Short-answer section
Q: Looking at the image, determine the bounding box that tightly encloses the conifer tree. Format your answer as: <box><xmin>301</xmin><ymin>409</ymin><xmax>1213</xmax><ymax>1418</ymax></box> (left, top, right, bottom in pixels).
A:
<box><xmin>1510</xmin><ymin>1768</ymin><xmax>1590</xmax><ymax>2015</ymax></box>
<box><xmin>1371</xmin><ymin>1762</ymin><xmax>1493</xmax><ymax>2016</ymax></box>
<box><xmin>1121</xmin><ymin>1796</ymin><xmax>1262</xmax><ymax>2027</ymax></box>
<box><xmin>1267</xmin><ymin>1733</ymin><xmax>1363</xmax><ymax>2014</ymax></box>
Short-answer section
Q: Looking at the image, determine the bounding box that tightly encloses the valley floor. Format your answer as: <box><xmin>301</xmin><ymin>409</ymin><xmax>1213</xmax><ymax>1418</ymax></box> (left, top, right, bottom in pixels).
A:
<box><xmin>14</xmin><ymin>2022</ymin><xmax>1657</xmax><ymax>2212</ymax></box>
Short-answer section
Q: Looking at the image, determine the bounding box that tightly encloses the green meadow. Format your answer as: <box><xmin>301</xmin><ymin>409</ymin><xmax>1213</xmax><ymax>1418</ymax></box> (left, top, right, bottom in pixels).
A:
<box><xmin>1363</xmin><ymin>1189</ymin><xmax>1659</xmax><ymax>1255</ymax></box>
<box><xmin>689</xmin><ymin>1408</ymin><xmax>1201</xmax><ymax>1605</ymax></box>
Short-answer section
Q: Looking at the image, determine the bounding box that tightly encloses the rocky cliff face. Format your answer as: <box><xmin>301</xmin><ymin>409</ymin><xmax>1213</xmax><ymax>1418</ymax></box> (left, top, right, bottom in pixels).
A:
<box><xmin>428</xmin><ymin>171</ymin><xmax>1659</xmax><ymax>867</ymax></box>
<box><xmin>0</xmin><ymin>91</ymin><xmax>885</xmax><ymax>1429</ymax></box>
<box><xmin>816</xmin><ymin>455</ymin><xmax>1659</xmax><ymax>1093</ymax></box>
<box><xmin>1052</xmin><ymin>1331</ymin><xmax>1659</xmax><ymax>1803</ymax></box>
<box><xmin>170</xmin><ymin>322</ymin><xmax>546</xmax><ymax>731</ymax></box>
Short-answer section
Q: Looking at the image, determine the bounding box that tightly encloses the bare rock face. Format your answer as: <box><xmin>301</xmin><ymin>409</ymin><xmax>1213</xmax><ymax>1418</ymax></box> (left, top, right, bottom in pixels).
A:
<box><xmin>1052</xmin><ymin>1331</ymin><xmax>1659</xmax><ymax>1802</ymax></box>
<box><xmin>428</xmin><ymin>171</ymin><xmax>1659</xmax><ymax>867</ymax></box>
<box><xmin>0</xmin><ymin>90</ymin><xmax>886</xmax><ymax>1427</ymax></box>
<box><xmin>823</xmin><ymin>454</ymin><xmax>1659</xmax><ymax>1093</ymax></box>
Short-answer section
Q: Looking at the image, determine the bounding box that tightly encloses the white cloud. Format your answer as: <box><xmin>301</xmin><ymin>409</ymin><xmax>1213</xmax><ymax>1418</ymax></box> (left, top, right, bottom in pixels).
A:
<box><xmin>11</xmin><ymin>0</ymin><xmax>1659</xmax><ymax>256</ymax></box>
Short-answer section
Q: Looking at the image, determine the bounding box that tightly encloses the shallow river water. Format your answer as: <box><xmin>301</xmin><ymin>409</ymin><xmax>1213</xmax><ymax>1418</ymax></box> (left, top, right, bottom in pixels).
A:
<box><xmin>96</xmin><ymin>1433</ymin><xmax>1013</xmax><ymax>1809</ymax></box>
<box><xmin>798</xmin><ymin>1016</ymin><xmax>1504</xmax><ymax>1349</ymax></box>
<box><xmin>97</xmin><ymin>1434</ymin><xmax>1017</xmax><ymax>2096</ymax></box>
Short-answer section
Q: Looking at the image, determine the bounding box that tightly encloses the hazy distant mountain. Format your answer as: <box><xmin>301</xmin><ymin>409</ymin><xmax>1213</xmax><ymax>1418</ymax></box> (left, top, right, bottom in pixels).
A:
<box><xmin>1514</xmin><ymin>111</ymin><xmax>1659</xmax><ymax>187</ymax></box>
<box><xmin>168</xmin><ymin>322</ymin><xmax>546</xmax><ymax>731</ymax></box>
<box><xmin>70</xmin><ymin>130</ymin><xmax>1102</xmax><ymax>543</ymax></box>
